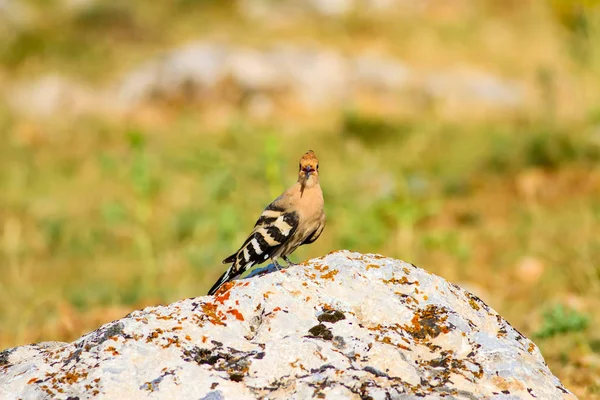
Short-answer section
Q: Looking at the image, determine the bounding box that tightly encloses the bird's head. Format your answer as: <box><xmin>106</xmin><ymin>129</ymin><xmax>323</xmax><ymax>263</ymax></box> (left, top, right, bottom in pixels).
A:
<box><xmin>298</xmin><ymin>150</ymin><xmax>320</xmax><ymax>187</ymax></box>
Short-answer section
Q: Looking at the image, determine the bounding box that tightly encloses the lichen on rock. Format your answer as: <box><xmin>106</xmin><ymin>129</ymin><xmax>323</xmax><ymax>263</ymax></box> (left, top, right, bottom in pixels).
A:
<box><xmin>0</xmin><ymin>251</ymin><xmax>576</xmax><ymax>399</ymax></box>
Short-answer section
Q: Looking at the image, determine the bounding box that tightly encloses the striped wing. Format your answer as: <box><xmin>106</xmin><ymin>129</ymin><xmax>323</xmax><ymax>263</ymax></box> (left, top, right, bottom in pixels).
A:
<box><xmin>222</xmin><ymin>204</ymin><xmax>299</xmax><ymax>267</ymax></box>
<box><xmin>236</xmin><ymin>208</ymin><xmax>299</xmax><ymax>268</ymax></box>
<box><xmin>209</xmin><ymin>207</ymin><xmax>298</xmax><ymax>295</ymax></box>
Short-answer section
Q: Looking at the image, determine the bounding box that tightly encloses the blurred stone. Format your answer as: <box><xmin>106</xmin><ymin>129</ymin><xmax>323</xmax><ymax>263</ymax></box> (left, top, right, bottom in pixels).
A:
<box><xmin>268</xmin><ymin>45</ymin><xmax>349</xmax><ymax>107</ymax></box>
<box><xmin>6</xmin><ymin>41</ymin><xmax>526</xmax><ymax>118</ymax></box>
<box><xmin>0</xmin><ymin>0</ymin><xmax>32</xmax><ymax>26</ymax></box>
<box><xmin>227</xmin><ymin>48</ymin><xmax>281</xmax><ymax>91</ymax></box>
<box><xmin>352</xmin><ymin>54</ymin><xmax>411</xmax><ymax>91</ymax></box>
<box><xmin>237</xmin><ymin>0</ymin><xmax>421</xmax><ymax>19</ymax></box>
<box><xmin>8</xmin><ymin>74</ymin><xmax>101</xmax><ymax>118</ymax></box>
<box><xmin>308</xmin><ymin>0</ymin><xmax>353</xmax><ymax>16</ymax></box>
<box><xmin>60</xmin><ymin>0</ymin><xmax>96</xmax><ymax>12</ymax></box>
<box><xmin>0</xmin><ymin>251</ymin><xmax>575</xmax><ymax>399</ymax></box>
<box><xmin>515</xmin><ymin>257</ymin><xmax>545</xmax><ymax>285</ymax></box>
<box><xmin>425</xmin><ymin>68</ymin><xmax>523</xmax><ymax>109</ymax></box>
<box><xmin>117</xmin><ymin>42</ymin><xmax>228</xmax><ymax>107</ymax></box>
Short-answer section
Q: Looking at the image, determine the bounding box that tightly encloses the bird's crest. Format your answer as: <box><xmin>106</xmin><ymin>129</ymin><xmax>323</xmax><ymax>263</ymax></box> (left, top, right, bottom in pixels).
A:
<box><xmin>299</xmin><ymin>150</ymin><xmax>319</xmax><ymax>171</ymax></box>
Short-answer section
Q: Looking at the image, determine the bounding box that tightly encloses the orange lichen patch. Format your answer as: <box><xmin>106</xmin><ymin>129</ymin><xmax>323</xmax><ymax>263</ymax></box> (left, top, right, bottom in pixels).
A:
<box><xmin>366</xmin><ymin>264</ymin><xmax>380</xmax><ymax>270</ymax></box>
<box><xmin>163</xmin><ymin>337</ymin><xmax>181</xmax><ymax>348</ymax></box>
<box><xmin>383</xmin><ymin>276</ymin><xmax>417</xmax><ymax>285</ymax></box>
<box><xmin>172</xmin><ymin>326</ymin><xmax>182</xmax><ymax>331</ymax></box>
<box><xmin>273</xmin><ymin>307</ymin><xmax>282</xmax><ymax>312</ymax></box>
<box><xmin>313</xmin><ymin>263</ymin><xmax>328</xmax><ymax>272</ymax></box>
<box><xmin>527</xmin><ymin>343</ymin><xmax>535</xmax><ymax>354</ymax></box>
<box><xmin>201</xmin><ymin>303</ymin><xmax>226</xmax><ymax>326</ymax></box>
<box><xmin>423</xmin><ymin>295</ymin><xmax>428</xmax><ymax>300</ymax></box>
<box><xmin>320</xmin><ymin>269</ymin><xmax>339</xmax><ymax>280</ymax></box>
<box><xmin>146</xmin><ymin>328</ymin><xmax>164</xmax><ymax>343</ymax></box>
<box><xmin>402</xmin><ymin>267</ymin><xmax>411</xmax><ymax>274</ymax></box>
<box><xmin>290</xmin><ymin>359</ymin><xmax>308</xmax><ymax>371</ymax></box>
<box><xmin>58</xmin><ymin>371</ymin><xmax>88</xmax><ymax>385</ymax></box>
<box><xmin>202</xmin><ymin>335</ymin><xmax>208</xmax><ymax>343</ymax></box>
<box><xmin>105</xmin><ymin>346</ymin><xmax>119</xmax><ymax>356</ymax></box>
<box><xmin>226</xmin><ymin>309</ymin><xmax>245</xmax><ymax>321</ymax></box>
<box><xmin>215</xmin><ymin>290</ymin><xmax>231</xmax><ymax>305</ymax></box>
<box><xmin>305</xmin><ymin>296</ymin><xmax>311</xmax><ymax>302</ymax></box>
<box><xmin>375</xmin><ymin>334</ymin><xmax>411</xmax><ymax>351</ymax></box>
<box><xmin>219</xmin><ymin>281</ymin><xmax>237</xmax><ymax>293</ymax></box>
<box><xmin>491</xmin><ymin>376</ymin><xmax>526</xmax><ymax>391</ymax></box>
<box><xmin>263</xmin><ymin>291</ymin><xmax>273</xmax><ymax>299</ymax></box>
<box><xmin>302</xmin><ymin>282</ymin><xmax>308</xmax><ymax>287</ymax></box>
<box><xmin>185</xmin><ymin>335</ymin><xmax>192</xmax><ymax>341</ymax></box>
<box><xmin>27</xmin><ymin>377</ymin><xmax>39</xmax><ymax>384</ymax></box>
<box><xmin>404</xmin><ymin>305</ymin><xmax>452</xmax><ymax>341</ymax></box>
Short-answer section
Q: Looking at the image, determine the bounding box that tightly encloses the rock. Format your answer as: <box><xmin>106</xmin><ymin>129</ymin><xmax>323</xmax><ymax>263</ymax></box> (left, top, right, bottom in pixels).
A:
<box><xmin>307</xmin><ymin>0</ymin><xmax>354</xmax><ymax>16</ymax></box>
<box><xmin>7</xmin><ymin>74</ymin><xmax>105</xmax><ymax>118</ymax></box>
<box><xmin>5</xmin><ymin>39</ymin><xmax>524</xmax><ymax>118</ymax></box>
<box><xmin>0</xmin><ymin>0</ymin><xmax>32</xmax><ymax>26</ymax></box>
<box><xmin>351</xmin><ymin>54</ymin><xmax>412</xmax><ymax>91</ymax></box>
<box><xmin>237</xmin><ymin>0</ymin><xmax>420</xmax><ymax>19</ymax></box>
<box><xmin>424</xmin><ymin>68</ymin><xmax>523</xmax><ymax>109</ymax></box>
<box><xmin>267</xmin><ymin>45</ymin><xmax>349</xmax><ymax>107</ymax></box>
<box><xmin>0</xmin><ymin>251</ymin><xmax>575</xmax><ymax>399</ymax></box>
<box><xmin>116</xmin><ymin>42</ymin><xmax>228</xmax><ymax>107</ymax></box>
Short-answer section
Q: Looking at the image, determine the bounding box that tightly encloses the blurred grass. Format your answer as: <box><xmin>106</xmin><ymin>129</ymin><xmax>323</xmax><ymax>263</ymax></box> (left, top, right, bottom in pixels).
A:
<box><xmin>1</xmin><ymin>0</ymin><xmax>600</xmax><ymax>397</ymax></box>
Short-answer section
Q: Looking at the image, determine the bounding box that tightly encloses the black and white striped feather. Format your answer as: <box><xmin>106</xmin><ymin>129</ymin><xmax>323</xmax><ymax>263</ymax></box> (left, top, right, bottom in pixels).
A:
<box><xmin>207</xmin><ymin>204</ymin><xmax>299</xmax><ymax>295</ymax></box>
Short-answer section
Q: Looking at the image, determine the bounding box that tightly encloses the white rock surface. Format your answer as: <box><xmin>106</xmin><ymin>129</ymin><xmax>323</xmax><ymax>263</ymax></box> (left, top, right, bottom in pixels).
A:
<box><xmin>0</xmin><ymin>251</ymin><xmax>575</xmax><ymax>399</ymax></box>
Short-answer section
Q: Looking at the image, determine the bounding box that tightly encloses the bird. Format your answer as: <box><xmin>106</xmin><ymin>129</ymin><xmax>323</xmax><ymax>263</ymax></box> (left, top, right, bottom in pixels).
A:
<box><xmin>207</xmin><ymin>150</ymin><xmax>325</xmax><ymax>295</ymax></box>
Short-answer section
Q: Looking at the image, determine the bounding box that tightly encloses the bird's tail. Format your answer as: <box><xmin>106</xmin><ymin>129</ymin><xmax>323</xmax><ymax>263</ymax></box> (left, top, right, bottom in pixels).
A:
<box><xmin>208</xmin><ymin>255</ymin><xmax>239</xmax><ymax>295</ymax></box>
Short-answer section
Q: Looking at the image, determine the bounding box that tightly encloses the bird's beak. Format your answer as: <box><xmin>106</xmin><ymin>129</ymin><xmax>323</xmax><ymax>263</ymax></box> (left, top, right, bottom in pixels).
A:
<box><xmin>303</xmin><ymin>166</ymin><xmax>314</xmax><ymax>177</ymax></box>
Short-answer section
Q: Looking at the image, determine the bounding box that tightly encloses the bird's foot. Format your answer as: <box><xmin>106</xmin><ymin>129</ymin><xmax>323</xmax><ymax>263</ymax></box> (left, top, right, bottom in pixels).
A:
<box><xmin>282</xmin><ymin>256</ymin><xmax>297</xmax><ymax>267</ymax></box>
<box><xmin>272</xmin><ymin>259</ymin><xmax>283</xmax><ymax>271</ymax></box>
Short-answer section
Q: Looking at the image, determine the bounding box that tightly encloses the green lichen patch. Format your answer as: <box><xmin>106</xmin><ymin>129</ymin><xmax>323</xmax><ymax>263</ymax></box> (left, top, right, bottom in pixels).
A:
<box><xmin>307</xmin><ymin>324</ymin><xmax>333</xmax><ymax>341</ymax></box>
<box><xmin>317</xmin><ymin>309</ymin><xmax>346</xmax><ymax>324</ymax></box>
<box><xmin>182</xmin><ymin>345</ymin><xmax>263</xmax><ymax>382</ymax></box>
<box><xmin>0</xmin><ymin>348</ymin><xmax>14</xmax><ymax>366</ymax></box>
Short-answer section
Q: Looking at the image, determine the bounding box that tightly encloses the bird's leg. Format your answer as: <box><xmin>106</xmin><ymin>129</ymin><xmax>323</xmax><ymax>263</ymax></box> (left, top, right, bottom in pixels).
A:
<box><xmin>282</xmin><ymin>255</ymin><xmax>297</xmax><ymax>267</ymax></box>
<box><xmin>272</xmin><ymin>258</ymin><xmax>283</xmax><ymax>271</ymax></box>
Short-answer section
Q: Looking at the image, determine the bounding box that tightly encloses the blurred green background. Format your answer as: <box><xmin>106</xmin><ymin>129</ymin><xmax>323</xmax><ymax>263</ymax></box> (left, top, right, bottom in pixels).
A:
<box><xmin>1</xmin><ymin>0</ymin><xmax>600</xmax><ymax>396</ymax></box>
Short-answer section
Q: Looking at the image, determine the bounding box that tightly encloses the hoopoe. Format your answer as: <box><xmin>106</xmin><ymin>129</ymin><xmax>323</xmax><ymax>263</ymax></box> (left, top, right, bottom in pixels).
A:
<box><xmin>207</xmin><ymin>150</ymin><xmax>325</xmax><ymax>295</ymax></box>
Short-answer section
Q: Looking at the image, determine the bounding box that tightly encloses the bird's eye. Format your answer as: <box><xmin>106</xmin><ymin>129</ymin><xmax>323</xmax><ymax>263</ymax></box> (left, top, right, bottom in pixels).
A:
<box><xmin>316</xmin><ymin>164</ymin><xmax>319</xmax><ymax>170</ymax></box>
